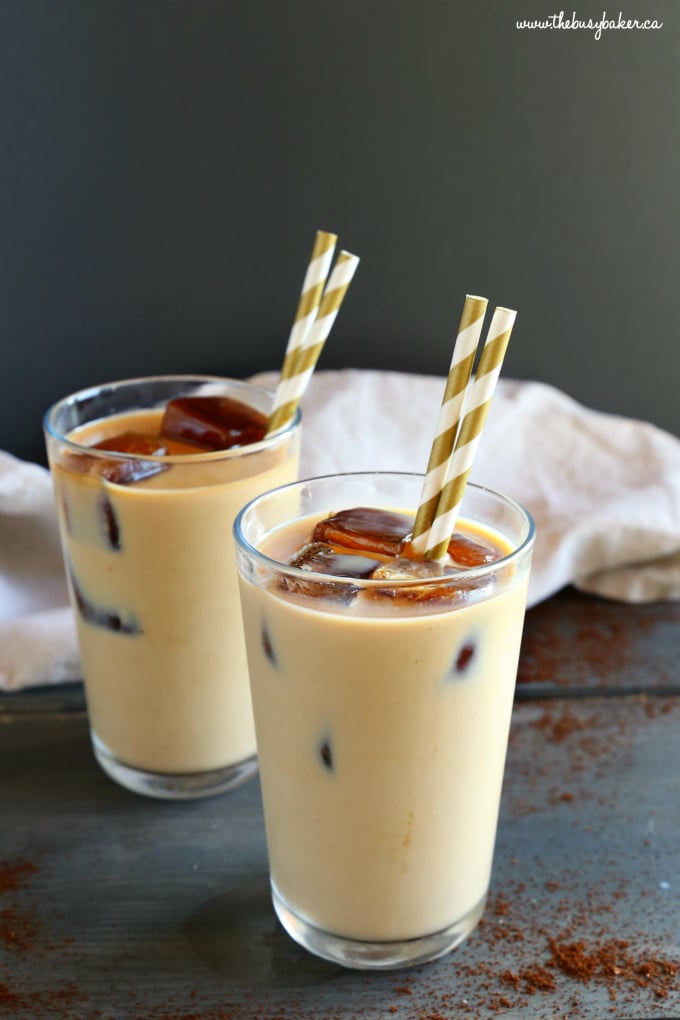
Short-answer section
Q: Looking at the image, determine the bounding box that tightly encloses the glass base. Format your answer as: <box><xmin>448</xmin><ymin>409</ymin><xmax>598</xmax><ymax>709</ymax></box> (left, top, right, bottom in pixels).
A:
<box><xmin>91</xmin><ymin>733</ymin><xmax>258</xmax><ymax>800</ymax></box>
<box><xmin>271</xmin><ymin>881</ymin><xmax>487</xmax><ymax>971</ymax></box>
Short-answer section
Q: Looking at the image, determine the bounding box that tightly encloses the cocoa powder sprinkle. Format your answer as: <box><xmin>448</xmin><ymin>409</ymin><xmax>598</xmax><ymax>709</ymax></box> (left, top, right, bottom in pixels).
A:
<box><xmin>0</xmin><ymin>860</ymin><xmax>37</xmax><ymax>895</ymax></box>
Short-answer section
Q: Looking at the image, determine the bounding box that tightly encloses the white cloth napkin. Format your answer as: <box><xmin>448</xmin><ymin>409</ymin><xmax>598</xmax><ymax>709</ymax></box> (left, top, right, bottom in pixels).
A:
<box><xmin>0</xmin><ymin>452</ymin><xmax>80</xmax><ymax>690</ymax></box>
<box><xmin>2</xmin><ymin>370</ymin><xmax>679</xmax><ymax>691</ymax></box>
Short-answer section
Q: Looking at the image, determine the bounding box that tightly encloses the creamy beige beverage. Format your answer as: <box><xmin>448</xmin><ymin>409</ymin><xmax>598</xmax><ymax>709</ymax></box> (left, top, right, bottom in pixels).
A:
<box><xmin>234</xmin><ymin>473</ymin><xmax>535</xmax><ymax>969</ymax></box>
<box><xmin>241</xmin><ymin>517</ymin><xmax>526</xmax><ymax>939</ymax></box>
<box><xmin>45</xmin><ymin>376</ymin><xmax>300</xmax><ymax>799</ymax></box>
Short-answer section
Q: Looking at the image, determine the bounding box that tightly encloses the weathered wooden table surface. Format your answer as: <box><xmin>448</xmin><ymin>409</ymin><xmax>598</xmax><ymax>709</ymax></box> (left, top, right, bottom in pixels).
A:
<box><xmin>1</xmin><ymin>588</ymin><xmax>679</xmax><ymax>1020</ymax></box>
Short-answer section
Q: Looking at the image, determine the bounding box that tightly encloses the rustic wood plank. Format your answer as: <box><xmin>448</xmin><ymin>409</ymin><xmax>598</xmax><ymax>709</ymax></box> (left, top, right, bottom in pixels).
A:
<box><xmin>1</xmin><ymin>696</ymin><xmax>678</xmax><ymax>1019</ymax></box>
<box><xmin>0</xmin><ymin>682</ymin><xmax>86</xmax><ymax>716</ymax></box>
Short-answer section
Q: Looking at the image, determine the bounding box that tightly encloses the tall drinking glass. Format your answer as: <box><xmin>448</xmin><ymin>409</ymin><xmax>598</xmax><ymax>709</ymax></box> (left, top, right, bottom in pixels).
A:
<box><xmin>44</xmin><ymin>376</ymin><xmax>300</xmax><ymax>799</ymax></box>
<box><xmin>234</xmin><ymin>472</ymin><xmax>534</xmax><ymax>969</ymax></box>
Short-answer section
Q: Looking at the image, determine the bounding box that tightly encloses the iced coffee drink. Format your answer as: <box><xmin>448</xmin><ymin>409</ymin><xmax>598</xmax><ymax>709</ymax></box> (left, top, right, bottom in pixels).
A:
<box><xmin>235</xmin><ymin>472</ymin><xmax>534</xmax><ymax>969</ymax></box>
<box><xmin>44</xmin><ymin>376</ymin><xmax>300</xmax><ymax>798</ymax></box>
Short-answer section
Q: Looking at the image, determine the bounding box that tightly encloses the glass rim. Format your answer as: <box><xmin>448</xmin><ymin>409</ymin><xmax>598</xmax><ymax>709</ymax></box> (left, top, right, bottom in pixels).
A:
<box><xmin>234</xmin><ymin>471</ymin><xmax>536</xmax><ymax>592</ymax></box>
<box><xmin>43</xmin><ymin>374</ymin><xmax>301</xmax><ymax>464</ymax></box>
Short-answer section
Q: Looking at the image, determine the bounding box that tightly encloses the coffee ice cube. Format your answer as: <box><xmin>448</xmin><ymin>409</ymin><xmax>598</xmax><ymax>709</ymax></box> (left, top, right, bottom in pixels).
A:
<box><xmin>279</xmin><ymin>542</ymin><xmax>382</xmax><ymax>602</ymax></box>
<box><xmin>368</xmin><ymin>556</ymin><xmax>492</xmax><ymax>604</ymax></box>
<box><xmin>312</xmin><ymin>507</ymin><xmax>412</xmax><ymax>558</ymax></box>
<box><xmin>95</xmin><ymin>431</ymin><xmax>210</xmax><ymax>457</ymax></box>
<box><xmin>100</xmin><ymin>494</ymin><xmax>121</xmax><ymax>550</ymax></box>
<box><xmin>69</xmin><ymin>566</ymin><xmax>142</xmax><ymax>635</ymax></box>
<box><xmin>453</xmin><ymin>641</ymin><xmax>477</xmax><ymax>674</ymax></box>
<box><xmin>290</xmin><ymin>542</ymin><xmax>383</xmax><ymax>580</ymax></box>
<box><xmin>447</xmin><ymin>533</ymin><xmax>499</xmax><ymax>568</ymax></box>
<box><xmin>62</xmin><ymin>433</ymin><xmax>164</xmax><ymax>485</ymax></box>
<box><xmin>370</xmin><ymin>557</ymin><xmax>449</xmax><ymax>583</ymax></box>
<box><xmin>319</xmin><ymin>736</ymin><xmax>334</xmax><ymax>772</ymax></box>
<box><xmin>368</xmin><ymin>556</ymin><xmax>459</xmax><ymax>604</ymax></box>
<box><xmin>93</xmin><ymin>432</ymin><xmax>169</xmax><ymax>457</ymax></box>
<box><xmin>400</xmin><ymin>531</ymin><xmax>501</xmax><ymax>567</ymax></box>
<box><xmin>161</xmin><ymin>396</ymin><xmax>268</xmax><ymax>450</ymax></box>
<box><xmin>261</xmin><ymin>620</ymin><xmax>279</xmax><ymax>668</ymax></box>
<box><xmin>89</xmin><ymin>432</ymin><xmax>169</xmax><ymax>485</ymax></box>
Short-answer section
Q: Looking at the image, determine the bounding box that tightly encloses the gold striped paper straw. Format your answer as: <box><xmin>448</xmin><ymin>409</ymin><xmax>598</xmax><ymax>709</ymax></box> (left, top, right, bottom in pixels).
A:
<box><xmin>408</xmin><ymin>295</ymin><xmax>488</xmax><ymax>557</ymax></box>
<box><xmin>423</xmin><ymin>306</ymin><xmax>517</xmax><ymax>560</ymax></box>
<box><xmin>267</xmin><ymin>230</ymin><xmax>337</xmax><ymax>428</ymax></box>
<box><xmin>267</xmin><ymin>250</ymin><xmax>360</xmax><ymax>433</ymax></box>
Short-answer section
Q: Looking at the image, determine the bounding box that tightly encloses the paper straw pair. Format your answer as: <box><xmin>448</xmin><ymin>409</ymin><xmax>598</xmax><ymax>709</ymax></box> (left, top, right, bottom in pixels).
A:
<box><xmin>408</xmin><ymin>297</ymin><xmax>517</xmax><ymax>561</ymax></box>
<box><xmin>267</xmin><ymin>231</ymin><xmax>359</xmax><ymax>434</ymax></box>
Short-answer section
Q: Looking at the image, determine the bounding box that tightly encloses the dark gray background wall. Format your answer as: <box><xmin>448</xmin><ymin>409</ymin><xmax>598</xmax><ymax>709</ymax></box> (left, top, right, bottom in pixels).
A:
<box><xmin>1</xmin><ymin>0</ymin><xmax>678</xmax><ymax>464</ymax></box>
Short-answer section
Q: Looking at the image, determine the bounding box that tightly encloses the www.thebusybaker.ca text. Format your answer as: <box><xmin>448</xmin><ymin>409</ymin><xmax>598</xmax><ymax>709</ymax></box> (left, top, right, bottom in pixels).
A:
<box><xmin>516</xmin><ymin>11</ymin><xmax>663</xmax><ymax>40</ymax></box>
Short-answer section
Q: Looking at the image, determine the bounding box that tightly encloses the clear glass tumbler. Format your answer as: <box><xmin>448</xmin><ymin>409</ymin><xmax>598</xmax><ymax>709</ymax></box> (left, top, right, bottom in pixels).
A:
<box><xmin>234</xmin><ymin>472</ymin><xmax>535</xmax><ymax>969</ymax></box>
<box><xmin>44</xmin><ymin>376</ymin><xmax>300</xmax><ymax>799</ymax></box>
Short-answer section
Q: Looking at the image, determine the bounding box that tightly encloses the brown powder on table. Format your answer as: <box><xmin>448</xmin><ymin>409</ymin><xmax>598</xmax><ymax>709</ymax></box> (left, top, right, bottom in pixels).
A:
<box><xmin>465</xmin><ymin>879</ymin><xmax>680</xmax><ymax>1012</ymax></box>
<box><xmin>501</xmin><ymin>963</ymin><xmax>557</xmax><ymax>995</ymax></box>
<box><xmin>519</xmin><ymin>593</ymin><xmax>679</xmax><ymax>690</ymax></box>
<box><xmin>0</xmin><ymin>861</ymin><xmax>44</xmax><ymax>959</ymax></box>
<box><xmin>0</xmin><ymin>906</ymin><xmax>43</xmax><ymax>954</ymax></box>
<box><xmin>0</xmin><ymin>982</ymin><xmax>83</xmax><ymax>1016</ymax></box>
<box><xmin>530</xmin><ymin>707</ymin><xmax>599</xmax><ymax>744</ymax></box>
<box><xmin>0</xmin><ymin>860</ymin><xmax>91</xmax><ymax>1019</ymax></box>
<box><xmin>0</xmin><ymin>860</ymin><xmax>37</xmax><ymax>896</ymax></box>
<box><xmin>518</xmin><ymin>595</ymin><xmax>633</xmax><ymax>686</ymax></box>
<box><xmin>547</xmin><ymin>935</ymin><xmax>679</xmax><ymax>1001</ymax></box>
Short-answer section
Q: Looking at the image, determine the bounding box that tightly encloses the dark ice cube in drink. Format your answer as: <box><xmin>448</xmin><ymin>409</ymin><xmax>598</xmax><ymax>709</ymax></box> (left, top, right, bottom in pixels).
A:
<box><xmin>161</xmin><ymin>396</ymin><xmax>268</xmax><ymax>450</ymax></box>
<box><xmin>312</xmin><ymin>507</ymin><xmax>412</xmax><ymax>558</ymax></box>
<box><xmin>368</xmin><ymin>556</ymin><xmax>491</xmax><ymax>604</ymax></box>
<box><xmin>93</xmin><ymin>432</ymin><xmax>168</xmax><ymax>457</ymax></box>
<box><xmin>68</xmin><ymin>565</ymin><xmax>142</xmax><ymax>634</ymax></box>
<box><xmin>279</xmin><ymin>542</ymin><xmax>382</xmax><ymax>601</ymax></box>
<box><xmin>447</xmin><ymin>533</ymin><xmax>500</xmax><ymax>567</ymax></box>
<box><xmin>68</xmin><ymin>429</ymin><xmax>209</xmax><ymax>485</ymax></box>
<box><xmin>90</xmin><ymin>432</ymin><xmax>169</xmax><ymax>484</ymax></box>
<box><xmin>401</xmin><ymin>531</ymin><xmax>501</xmax><ymax>567</ymax></box>
<box><xmin>370</xmin><ymin>557</ymin><xmax>449</xmax><ymax>583</ymax></box>
<box><xmin>367</xmin><ymin>557</ymin><xmax>459</xmax><ymax>603</ymax></box>
<box><xmin>94</xmin><ymin>431</ymin><xmax>210</xmax><ymax>456</ymax></box>
<box><xmin>290</xmin><ymin>542</ymin><xmax>383</xmax><ymax>580</ymax></box>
